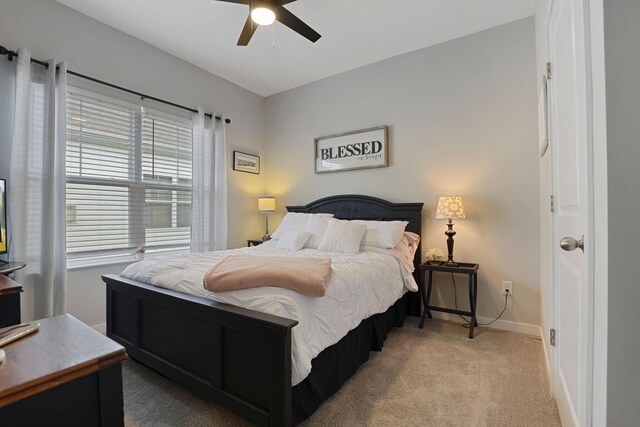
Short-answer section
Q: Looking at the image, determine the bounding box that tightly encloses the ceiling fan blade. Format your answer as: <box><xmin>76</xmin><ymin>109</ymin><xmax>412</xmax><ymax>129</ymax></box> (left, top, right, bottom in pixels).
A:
<box><xmin>276</xmin><ymin>5</ymin><xmax>321</xmax><ymax>43</ymax></box>
<box><xmin>278</xmin><ymin>0</ymin><xmax>298</xmax><ymax>4</ymax></box>
<box><xmin>214</xmin><ymin>0</ymin><xmax>250</xmax><ymax>4</ymax></box>
<box><xmin>237</xmin><ymin>15</ymin><xmax>258</xmax><ymax>46</ymax></box>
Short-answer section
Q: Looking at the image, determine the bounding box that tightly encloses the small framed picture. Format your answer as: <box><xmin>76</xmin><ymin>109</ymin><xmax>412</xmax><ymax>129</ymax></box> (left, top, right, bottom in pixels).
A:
<box><xmin>233</xmin><ymin>151</ymin><xmax>260</xmax><ymax>174</ymax></box>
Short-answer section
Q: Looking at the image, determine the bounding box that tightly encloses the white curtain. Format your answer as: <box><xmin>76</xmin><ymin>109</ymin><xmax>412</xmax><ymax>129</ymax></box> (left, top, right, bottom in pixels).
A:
<box><xmin>9</xmin><ymin>49</ymin><xmax>67</xmax><ymax>320</ymax></box>
<box><xmin>191</xmin><ymin>109</ymin><xmax>228</xmax><ymax>252</ymax></box>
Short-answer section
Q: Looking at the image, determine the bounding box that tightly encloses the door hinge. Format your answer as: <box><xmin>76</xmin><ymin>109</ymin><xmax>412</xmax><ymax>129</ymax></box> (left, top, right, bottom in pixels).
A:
<box><xmin>546</xmin><ymin>62</ymin><xmax>552</xmax><ymax>79</ymax></box>
<box><xmin>550</xmin><ymin>195</ymin><xmax>555</xmax><ymax>213</ymax></box>
<box><xmin>550</xmin><ymin>328</ymin><xmax>556</xmax><ymax>346</ymax></box>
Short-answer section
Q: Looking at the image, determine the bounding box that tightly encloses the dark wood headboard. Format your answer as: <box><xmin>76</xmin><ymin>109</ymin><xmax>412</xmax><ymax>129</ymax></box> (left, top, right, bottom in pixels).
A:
<box><xmin>287</xmin><ymin>194</ymin><xmax>424</xmax><ymax>272</ymax></box>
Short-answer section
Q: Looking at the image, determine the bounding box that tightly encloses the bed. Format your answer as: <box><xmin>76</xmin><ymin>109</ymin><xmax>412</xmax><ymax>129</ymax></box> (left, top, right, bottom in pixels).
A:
<box><xmin>102</xmin><ymin>194</ymin><xmax>423</xmax><ymax>426</ymax></box>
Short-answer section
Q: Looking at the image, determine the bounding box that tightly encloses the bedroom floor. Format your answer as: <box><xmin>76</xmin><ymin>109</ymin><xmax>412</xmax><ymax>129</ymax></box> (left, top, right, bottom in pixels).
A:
<box><xmin>122</xmin><ymin>318</ymin><xmax>561</xmax><ymax>426</ymax></box>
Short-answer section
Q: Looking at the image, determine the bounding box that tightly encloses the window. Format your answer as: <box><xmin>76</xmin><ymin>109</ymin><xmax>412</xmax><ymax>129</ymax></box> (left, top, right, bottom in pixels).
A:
<box><xmin>66</xmin><ymin>89</ymin><xmax>192</xmax><ymax>260</ymax></box>
<box><xmin>144</xmin><ymin>175</ymin><xmax>173</xmax><ymax>230</ymax></box>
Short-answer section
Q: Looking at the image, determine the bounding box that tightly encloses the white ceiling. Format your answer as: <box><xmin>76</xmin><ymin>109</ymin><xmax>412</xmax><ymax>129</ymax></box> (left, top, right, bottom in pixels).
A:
<box><xmin>56</xmin><ymin>0</ymin><xmax>535</xmax><ymax>97</ymax></box>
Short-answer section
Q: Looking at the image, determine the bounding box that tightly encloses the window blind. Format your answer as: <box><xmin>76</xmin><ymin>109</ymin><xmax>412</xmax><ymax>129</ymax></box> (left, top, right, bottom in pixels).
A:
<box><xmin>66</xmin><ymin>90</ymin><xmax>192</xmax><ymax>258</ymax></box>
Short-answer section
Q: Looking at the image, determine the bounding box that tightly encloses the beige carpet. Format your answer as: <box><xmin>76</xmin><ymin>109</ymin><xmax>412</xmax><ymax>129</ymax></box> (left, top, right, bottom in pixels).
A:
<box><xmin>122</xmin><ymin>318</ymin><xmax>561</xmax><ymax>426</ymax></box>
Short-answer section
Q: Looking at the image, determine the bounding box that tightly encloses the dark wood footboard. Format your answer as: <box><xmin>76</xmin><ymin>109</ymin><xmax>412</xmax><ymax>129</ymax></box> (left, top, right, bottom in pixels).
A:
<box><xmin>103</xmin><ymin>274</ymin><xmax>298</xmax><ymax>427</ymax></box>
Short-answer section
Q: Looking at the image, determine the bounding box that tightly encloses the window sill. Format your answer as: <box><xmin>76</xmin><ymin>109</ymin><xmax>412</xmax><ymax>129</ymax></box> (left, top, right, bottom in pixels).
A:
<box><xmin>67</xmin><ymin>248</ymin><xmax>190</xmax><ymax>271</ymax></box>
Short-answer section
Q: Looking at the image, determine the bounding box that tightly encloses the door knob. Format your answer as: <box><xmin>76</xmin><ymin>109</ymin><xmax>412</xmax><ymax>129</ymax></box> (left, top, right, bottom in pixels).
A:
<box><xmin>560</xmin><ymin>236</ymin><xmax>584</xmax><ymax>252</ymax></box>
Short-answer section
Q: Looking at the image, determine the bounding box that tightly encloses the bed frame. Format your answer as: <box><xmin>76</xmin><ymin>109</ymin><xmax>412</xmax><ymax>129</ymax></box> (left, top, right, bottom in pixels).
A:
<box><xmin>102</xmin><ymin>194</ymin><xmax>423</xmax><ymax>426</ymax></box>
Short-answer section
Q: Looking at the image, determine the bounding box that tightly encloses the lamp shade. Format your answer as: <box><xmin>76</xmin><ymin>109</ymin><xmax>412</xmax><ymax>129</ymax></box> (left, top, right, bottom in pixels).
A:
<box><xmin>258</xmin><ymin>197</ymin><xmax>276</xmax><ymax>212</ymax></box>
<box><xmin>435</xmin><ymin>196</ymin><xmax>466</xmax><ymax>220</ymax></box>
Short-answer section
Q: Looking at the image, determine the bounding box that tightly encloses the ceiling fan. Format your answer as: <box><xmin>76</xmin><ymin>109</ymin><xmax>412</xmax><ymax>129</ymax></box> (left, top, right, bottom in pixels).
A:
<box><xmin>214</xmin><ymin>0</ymin><xmax>321</xmax><ymax>46</ymax></box>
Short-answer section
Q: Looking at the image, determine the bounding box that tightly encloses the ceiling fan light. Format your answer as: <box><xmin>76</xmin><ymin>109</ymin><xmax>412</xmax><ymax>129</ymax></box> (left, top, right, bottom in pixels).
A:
<box><xmin>251</xmin><ymin>7</ymin><xmax>276</xmax><ymax>26</ymax></box>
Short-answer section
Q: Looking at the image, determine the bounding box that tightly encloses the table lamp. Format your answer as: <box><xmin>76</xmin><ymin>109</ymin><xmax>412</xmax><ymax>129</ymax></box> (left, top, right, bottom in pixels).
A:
<box><xmin>435</xmin><ymin>196</ymin><xmax>466</xmax><ymax>266</ymax></box>
<box><xmin>258</xmin><ymin>197</ymin><xmax>276</xmax><ymax>241</ymax></box>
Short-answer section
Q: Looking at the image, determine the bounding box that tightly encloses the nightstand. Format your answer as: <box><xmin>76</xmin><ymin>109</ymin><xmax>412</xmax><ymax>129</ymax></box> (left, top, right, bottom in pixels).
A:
<box><xmin>0</xmin><ymin>263</ymin><xmax>26</xmax><ymax>328</ymax></box>
<box><xmin>247</xmin><ymin>239</ymin><xmax>264</xmax><ymax>247</ymax></box>
<box><xmin>419</xmin><ymin>261</ymin><xmax>479</xmax><ymax>338</ymax></box>
<box><xmin>0</xmin><ymin>262</ymin><xmax>26</xmax><ymax>276</ymax></box>
<box><xmin>0</xmin><ymin>275</ymin><xmax>22</xmax><ymax>328</ymax></box>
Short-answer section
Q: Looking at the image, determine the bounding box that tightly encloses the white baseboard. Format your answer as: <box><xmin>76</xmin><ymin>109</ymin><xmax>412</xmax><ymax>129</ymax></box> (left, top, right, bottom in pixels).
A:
<box><xmin>92</xmin><ymin>322</ymin><xmax>107</xmax><ymax>335</ymax></box>
<box><xmin>539</xmin><ymin>325</ymin><xmax>552</xmax><ymax>378</ymax></box>
<box><xmin>428</xmin><ymin>311</ymin><xmax>541</xmax><ymax>336</ymax></box>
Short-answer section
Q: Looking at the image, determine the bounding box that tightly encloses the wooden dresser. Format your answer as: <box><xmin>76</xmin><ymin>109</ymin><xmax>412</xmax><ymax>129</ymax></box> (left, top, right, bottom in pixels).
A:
<box><xmin>0</xmin><ymin>314</ymin><xmax>127</xmax><ymax>426</ymax></box>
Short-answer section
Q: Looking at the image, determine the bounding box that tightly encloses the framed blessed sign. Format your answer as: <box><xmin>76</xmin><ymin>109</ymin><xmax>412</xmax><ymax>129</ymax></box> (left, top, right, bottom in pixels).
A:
<box><xmin>314</xmin><ymin>126</ymin><xmax>388</xmax><ymax>174</ymax></box>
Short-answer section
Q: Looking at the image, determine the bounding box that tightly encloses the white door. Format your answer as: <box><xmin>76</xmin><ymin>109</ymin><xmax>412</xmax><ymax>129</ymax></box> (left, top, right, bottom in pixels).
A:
<box><xmin>547</xmin><ymin>0</ymin><xmax>592</xmax><ymax>426</ymax></box>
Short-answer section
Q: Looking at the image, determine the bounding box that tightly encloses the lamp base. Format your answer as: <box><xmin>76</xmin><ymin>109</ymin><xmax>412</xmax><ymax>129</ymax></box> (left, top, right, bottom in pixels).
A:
<box><xmin>444</xmin><ymin>219</ymin><xmax>458</xmax><ymax>266</ymax></box>
<box><xmin>262</xmin><ymin>213</ymin><xmax>271</xmax><ymax>241</ymax></box>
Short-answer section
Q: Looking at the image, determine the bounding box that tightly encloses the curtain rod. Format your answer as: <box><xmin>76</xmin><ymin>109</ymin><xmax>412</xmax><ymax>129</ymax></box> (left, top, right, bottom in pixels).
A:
<box><xmin>0</xmin><ymin>46</ymin><xmax>231</xmax><ymax>124</ymax></box>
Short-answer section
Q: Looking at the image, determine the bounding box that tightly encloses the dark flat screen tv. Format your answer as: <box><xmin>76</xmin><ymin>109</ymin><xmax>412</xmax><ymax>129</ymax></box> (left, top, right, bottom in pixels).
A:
<box><xmin>0</xmin><ymin>178</ymin><xmax>6</xmax><ymax>255</ymax></box>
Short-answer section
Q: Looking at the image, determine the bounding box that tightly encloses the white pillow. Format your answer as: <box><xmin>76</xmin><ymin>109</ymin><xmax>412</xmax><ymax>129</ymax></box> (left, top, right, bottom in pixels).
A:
<box><xmin>276</xmin><ymin>231</ymin><xmax>311</xmax><ymax>251</ymax></box>
<box><xmin>393</xmin><ymin>231</ymin><xmax>421</xmax><ymax>273</ymax></box>
<box><xmin>318</xmin><ymin>219</ymin><xmax>367</xmax><ymax>254</ymax></box>
<box><xmin>305</xmin><ymin>215</ymin><xmax>333</xmax><ymax>249</ymax></box>
<box><xmin>353</xmin><ymin>220</ymin><xmax>409</xmax><ymax>248</ymax></box>
<box><xmin>271</xmin><ymin>212</ymin><xmax>333</xmax><ymax>240</ymax></box>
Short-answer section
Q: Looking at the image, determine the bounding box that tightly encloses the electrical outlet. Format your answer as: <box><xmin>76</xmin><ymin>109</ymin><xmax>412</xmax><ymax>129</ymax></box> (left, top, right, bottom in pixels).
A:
<box><xmin>501</xmin><ymin>281</ymin><xmax>513</xmax><ymax>296</ymax></box>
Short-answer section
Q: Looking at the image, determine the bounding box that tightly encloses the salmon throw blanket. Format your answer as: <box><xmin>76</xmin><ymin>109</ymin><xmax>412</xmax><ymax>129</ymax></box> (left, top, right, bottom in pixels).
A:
<box><xmin>203</xmin><ymin>255</ymin><xmax>332</xmax><ymax>297</ymax></box>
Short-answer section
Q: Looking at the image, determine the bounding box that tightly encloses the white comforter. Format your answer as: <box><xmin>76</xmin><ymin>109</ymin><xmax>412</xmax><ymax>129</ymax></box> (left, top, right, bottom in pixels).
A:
<box><xmin>120</xmin><ymin>241</ymin><xmax>418</xmax><ymax>385</ymax></box>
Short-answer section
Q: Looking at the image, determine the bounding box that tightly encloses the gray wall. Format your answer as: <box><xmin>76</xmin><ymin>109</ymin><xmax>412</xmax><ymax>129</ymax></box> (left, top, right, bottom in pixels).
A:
<box><xmin>0</xmin><ymin>0</ymin><xmax>266</xmax><ymax>325</ymax></box>
<box><xmin>0</xmin><ymin>59</ymin><xmax>14</xmax><ymax>265</ymax></box>
<box><xmin>604</xmin><ymin>1</ymin><xmax>640</xmax><ymax>424</ymax></box>
<box><xmin>265</xmin><ymin>18</ymin><xmax>541</xmax><ymax>327</ymax></box>
<box><xmin>0</xmin><ymin>60</ymin><xmax>14</xmax><ymax>183</ymax></box>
